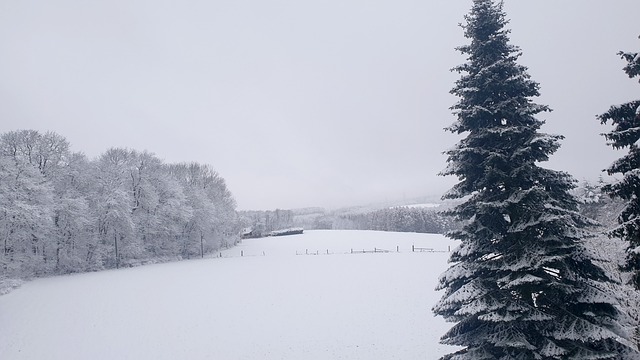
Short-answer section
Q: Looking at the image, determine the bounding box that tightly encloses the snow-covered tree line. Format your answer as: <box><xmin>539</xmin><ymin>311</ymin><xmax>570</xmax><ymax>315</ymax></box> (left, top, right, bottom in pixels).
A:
<box><xmin>0</xmin><ymin>129</ymin><xmax>241</xmax><ymax>279</ymax></box>
<box><xmin>238</xmin><ymin>209</ymin><xmax>295</xmax><ymax>237</ymax></box>
<box><xmin>335</xmin><ymin>206</ymin><xmax>458</xmax><ymax>234</ymax></box>
<box><xmin>574</xmin><ymin>180</ymin><xmax>640</xmax><ymax>350</ymax></box>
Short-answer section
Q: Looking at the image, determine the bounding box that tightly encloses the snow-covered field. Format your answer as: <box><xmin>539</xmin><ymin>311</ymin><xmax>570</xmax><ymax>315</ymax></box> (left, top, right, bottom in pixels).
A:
<box><xmin>0</xmin><ymin>230</ymin><xmax>460</xmax><ymax>360</ymax></box>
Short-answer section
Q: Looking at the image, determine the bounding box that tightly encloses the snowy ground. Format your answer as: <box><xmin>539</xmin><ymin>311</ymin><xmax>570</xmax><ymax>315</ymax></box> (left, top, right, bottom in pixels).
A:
<box><xmin>0</xmin><ymin>230</ymin><xmax>461</xmax><ymax>360</ymax></box>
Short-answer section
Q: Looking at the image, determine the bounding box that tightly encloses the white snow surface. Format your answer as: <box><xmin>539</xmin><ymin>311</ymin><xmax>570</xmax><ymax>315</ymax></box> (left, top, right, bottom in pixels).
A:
<box><xmin>0</xmin><ymin>230</ymin><xmax>461</xmax><ymax>360</ymax></box>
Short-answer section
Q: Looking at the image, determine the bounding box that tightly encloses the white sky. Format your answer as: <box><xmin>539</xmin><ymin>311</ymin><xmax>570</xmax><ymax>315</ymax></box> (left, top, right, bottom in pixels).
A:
<box><xmin>1</xmin><ymin>1</ymin><xmax>639</xmax><ymax>210</ymax></box>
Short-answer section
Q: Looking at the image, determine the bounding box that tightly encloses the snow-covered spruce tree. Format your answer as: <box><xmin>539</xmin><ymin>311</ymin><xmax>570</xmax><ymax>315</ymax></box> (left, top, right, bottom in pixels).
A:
<box><xmin>433</xmin><ymin>1</ymin><xmax>638</xmax><ymax>358</ymax></box>
<box><xmin>598</xmin><ymin>37</ymin><xmax>640</xmax><ymax>291</ymax></box>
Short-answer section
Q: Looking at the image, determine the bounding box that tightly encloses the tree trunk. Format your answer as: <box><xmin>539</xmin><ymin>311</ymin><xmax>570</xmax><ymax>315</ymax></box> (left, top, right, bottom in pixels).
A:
<box><xmin>200</xmin><ymin>233</ymin><xmax>204</xmax><ymax>259</ymax></box>
<box><xmin>114</xmin><ymin>232</ymin><xmax>119</xmax><ymax>269</ymax></box>
<box><xmin>54</xmin><ymin>214</ymin><xmax>60</xmax><ymax>269</ymax></box>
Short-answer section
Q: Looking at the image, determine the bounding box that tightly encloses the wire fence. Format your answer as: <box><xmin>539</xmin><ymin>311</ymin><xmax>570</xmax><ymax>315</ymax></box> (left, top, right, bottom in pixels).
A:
<box><xmin>214</xmin><ymin>245</ymin><xmax>452</xmax><ymax>258</ymax></box>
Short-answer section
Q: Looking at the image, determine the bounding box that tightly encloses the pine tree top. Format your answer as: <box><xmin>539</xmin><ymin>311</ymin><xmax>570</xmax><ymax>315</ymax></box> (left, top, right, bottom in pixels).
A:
<box><xmin>619</xmin><ymin>36</ymin><xmax>640</xmax><ymax>81</ymax></box>
<box><xmin>443</xmin><ymin>0</ymin><xmax>558</xmax><ymax>201</ymax></box>
<box><xmin>448</xmin><ymin>0</ymin><xmax>550</xmax><ymax>135</ymax></box>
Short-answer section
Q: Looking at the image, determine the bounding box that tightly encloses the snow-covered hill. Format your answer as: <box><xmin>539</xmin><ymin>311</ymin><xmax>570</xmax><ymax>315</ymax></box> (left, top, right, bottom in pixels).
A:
<box><xmin>0</xmin><ymin>230</ymin><xmax>460</xmax><ymax>360</ymax></box>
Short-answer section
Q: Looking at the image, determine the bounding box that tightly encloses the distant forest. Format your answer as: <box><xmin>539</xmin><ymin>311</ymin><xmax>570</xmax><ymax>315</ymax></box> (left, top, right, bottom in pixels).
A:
<box><xmin>239</xmin><ymin>205</ymin><xmax>458</xmax><ymax>236</ymax></box>
<box><xmin>240</xmin><ymin>182</ymin><xmax>615</xmax><ymax>237</ymax></box>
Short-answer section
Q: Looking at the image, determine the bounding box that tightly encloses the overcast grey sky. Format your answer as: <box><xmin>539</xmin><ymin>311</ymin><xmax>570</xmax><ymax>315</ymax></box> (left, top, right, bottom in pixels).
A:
<box><xmin>1</xmin><ymin>1</ymin><xmax>639</xmax><ymax>210</ymax></box>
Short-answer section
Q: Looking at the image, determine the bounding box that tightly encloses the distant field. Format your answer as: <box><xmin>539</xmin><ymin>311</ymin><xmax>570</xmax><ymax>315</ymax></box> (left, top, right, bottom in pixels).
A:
<box><xmin>0</xmin><ymin>230</ymin><xmax>461</xmax><ymax>360</ymax></box>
